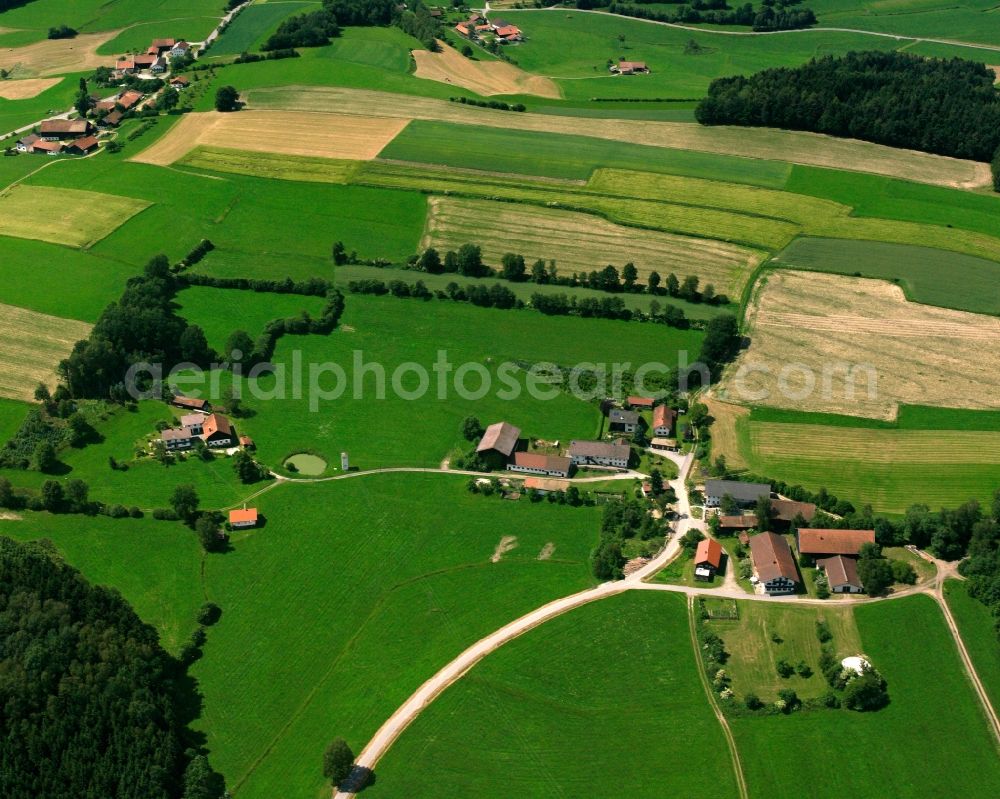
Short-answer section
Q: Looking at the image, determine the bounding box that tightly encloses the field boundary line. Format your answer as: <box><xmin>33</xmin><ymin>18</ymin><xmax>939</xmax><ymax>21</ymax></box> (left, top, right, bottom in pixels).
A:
<box><xmin>686</xmin><ymin>594</ymin><xmax>749</xmax><ymax>799</ymax></box>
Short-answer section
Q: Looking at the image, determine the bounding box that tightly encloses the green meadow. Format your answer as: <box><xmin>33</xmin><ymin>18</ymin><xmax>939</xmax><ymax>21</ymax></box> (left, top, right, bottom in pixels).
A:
<box><xmin>192</xmin><ymin>474</ymin><xmax>600</xmax><ymax>798</ymax></box>
<box><xmin>806</xmin><ymin>0</ymin><xmax>1000</xmax><ymax>44</ymax></box>
<box><xmin>177</xmin><ymin>290</ymin><xmax>697</xmax><ymax>469</ymax></box>
<box><xmin>209</xmin><ymin>1</ymin><xmax>322</xmax><ymax>56</ymax></box>
<box><xmin>944</xmin><ymin>580</ymin><xmax>1000</xmax><ymax>713</ymax></box>
<box><xmin>0</xmin><ymin>74</ymin><xmax>85</xmax><ymax>134</ymax></box>
<box><xmin>0</xmin><ymin>0</ymin><xmax>217</xmax><ymax>37</ymax></box>
<box><xmin>369</xmin><ymin>591</ymin><xmax>739</xmax><ymax>797</ymax></box>
<box><xmin>729</xmin><ymin>596</ymin><xmax>1000</xmax><ymax>798</ymax></box>
<box><xmin>0</xmin><ymin>398</ymin><xmax>29</xmax><ymax>444</ymax></box>
<box><xmin>0</xmin><ymin>510</ymin><xmax>203</xmax><ymax>654</ymax></box>
<box><xmin>771</xmin><ymin>237</ymin><xmax>1000</xmax><ymax>315</ymax></box>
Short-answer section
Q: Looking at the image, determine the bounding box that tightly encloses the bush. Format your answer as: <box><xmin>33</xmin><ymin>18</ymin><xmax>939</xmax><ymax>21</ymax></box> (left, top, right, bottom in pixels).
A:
<box><xmin>152</xmin><ymin>508</ymin><xmax>179</xmax><ymax>521</ymax></box>
<box><xmin>815</xmin><ymin>619</ymin><xmax>832</xmax><ymax>643</ymax></box>
<box><xmin>795</xmin><ymin>660</ymin><xmax>813</xmax><ymax>678</ymax></box>
<box><xmin>775</xmin><ymin>659</ymin><xmax>794</xmax><ymax>678</ymax></box>
<box><xmin>890</xmin><ymin>559</ymin><xmax>917</xmax><ymax>585</ymax></box>
<box><xmin>843</xmin><ymin>669</ymin><xmax>889</xmax><ymax>711</ymax></box>
<box><xmin>197</xmin><ymin>602</ymin><xmax>222</xmax><ymax>626</ymax></box>
<box><xmin>744</xmin><ymin>692</ymin><xmax>763</xmax><ymax>710</ymax></box>
<box><xmin>48</xmin><ymin>25</ymin><xmax>78</xmax><ymax>39</ymax></box>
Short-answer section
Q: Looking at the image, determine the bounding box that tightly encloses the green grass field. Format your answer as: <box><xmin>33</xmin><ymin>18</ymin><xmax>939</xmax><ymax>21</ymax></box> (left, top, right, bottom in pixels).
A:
<box><xmin>176</xmin><ymin>285</ymin><xmax>328</xmax><ymax>352</ymax></box>
<box><xmin>0</xmin><ymin>509</ymin><xmax>203</xmax><ymax>654</ymax></box>
<box><xmin>192</xmin><ymin>473</ymin><xmax>601</xmax><ymax>798</ymax></box>
<box><xmin>0</xmin><ymin>397</ymin><xmax>29</xmax><ymax>444</ymax></box>
<box><xmin>729</xmin><ymin>596</ymin><xmax>1000</xmax><ymax>798</ymax></box>
<box><xmin>771</xmin><ymin>237</ymin><xmax>1000</xmax><ymax>315</ymax></box>
<box><xmin>177</xmin><ymin>290</ymin><xmax>696</xmax><ymax>469</ymax></box>
<box><xmin>209</xmin><ymin>2</ymin><xmax>321</xmax><ymax>56</ymax></box>
<box><xmin>368</xmin><ymin>591</ymin><xmax>740</xmax><ymax>797</ymax></box>
<box><xmin>706</xmin><ymin>601</ymin><xmax>862</xmax><ymax>701</ymax></box>
<box><xmin>807</xmin><ymin>0</ymin><xmax>1000</xmax><ymax>44</ymax></box>
<box><xmin>944</xmin><ymin>580</ymin><xmax>1000</xmax><ymax>714</ymax></box>
<box><xmin>0</xmin><ymin>74</ymin><xmax>85</xmax><ymax>134</ymax></box>
<box><xmin>0</xmin><ymin>0</ymin><xmax>215</xmax><ymax>33</ymax></box>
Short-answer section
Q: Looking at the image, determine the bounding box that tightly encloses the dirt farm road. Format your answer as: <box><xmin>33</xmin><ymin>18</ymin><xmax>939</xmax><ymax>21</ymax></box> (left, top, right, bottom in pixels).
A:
<box><xmin>332</xmin><ymin>451</ymin><xmax>1000</xmax><ymax>796</ymax></box>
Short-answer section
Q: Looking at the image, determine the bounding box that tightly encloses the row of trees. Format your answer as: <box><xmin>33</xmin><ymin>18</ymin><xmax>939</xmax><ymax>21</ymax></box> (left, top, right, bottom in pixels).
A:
<box><xmin>697</xmin><ymin>51</ymin><xmax>1000</xmax><ymax>165</ymax></box>
<box><xmin>957</xmin><ymin>491</ymin><xmax>1000</xmax><ymax>639</ymax></box>
<box><xmin>409</xmin><ymin>245</ymin><xmax>729</xmax><ymax>305</ymax></box>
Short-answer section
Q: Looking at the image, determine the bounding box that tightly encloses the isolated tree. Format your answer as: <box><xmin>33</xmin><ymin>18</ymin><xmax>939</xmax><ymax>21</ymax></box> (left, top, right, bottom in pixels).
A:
<box><xmin>323</xmin><ymin>738</ymin><xmax>355</xmax><ymax>787</ymax></box>
<box><xmin>622</xmin><ymin>262</ymin><xmax>638</xmax><ymax>290</ymax></box>
<box><xmin>591</xmin><ymin>536</ymin><xmax>625</xmax><ymax>580</ymax></box>
<box><xmin>157</xmin><ymin>86</ymin><xmax>179</xmax><ymax>112</ymax></box>
<box><xmin>647</xmin><ymin>270</ymin><xmax>661</xmax><ymax>294</ymax></box>
<box><xmin>531</xmin><ymin>259</ymin><xmax>547</xmax><ymax>283</ymax></box>
<box><xmin>232</xmin><ymin>450</ymin><xmax>266</xmax><ymax>483</ymax></box>
<box><xmin>755</xmin><ymin>496</ymin><xmax>773</xmax><ymax>531</ymax></box>
<box><xmin>890</xmin><ymin>559</ymin><xmax>917</xmax><ymax>585</ymax></box>
<box><xmin>461</xmin><ymin>415</ymin><xmax>484</xmax><ymax>441</ymax></box>
<box><xmin>679</xmin><ymin>274</ymin><xmax>700</xmax><ymax>301</ymax></box>
<box><xmin>171</xmin><ymin>484</ymin><xmax>199</xmax><ymax>522</ymax></box>
<box><xmin>214</xmin><ymin>85</ymin><xmax>240</xmax><ymax>112</ymax></box>
<box><xmin>65</xmin><ymin>478</ymin><xmax>89</xmax><ymax>512</ymax></box>
<box><xmin>331</xmin><ymin>240</ymin><xmax>348</xmax><ymax>265</ymax></box>
<box><xmin>501</xmin><ymin>252</ymin><xmax>526</xmax><ymax>282</ymax></box>
<box><xmin>843</xmin><ymin>669</ymin><xmax>889</xmax><ymax>711</ymax></box>
<box><xmin>649</xmin><ymin>468</ymin><xmax>664</xmax><ymax>496</ymax></box>
<box><xmin>665</xmin><ymin>272</ymin><xmax>679</xmax><ymax>296</ymax></box>
<box><xmin>33</xmin><ymin>383</ymin><xmax>52</xmax><ymax>406</ymax></box>
<box><xmin>195</xmin><ymin>514</ymin><xmax>224</xmax><ymax>552</ymax></box>
<box><xmin>456</xmin><ymin>243</ymin><xmax>485</xmax><ymax>277</ymax></box>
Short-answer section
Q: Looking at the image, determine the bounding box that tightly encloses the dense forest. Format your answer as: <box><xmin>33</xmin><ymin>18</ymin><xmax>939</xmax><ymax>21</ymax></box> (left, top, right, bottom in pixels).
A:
<box><xmin>696</xmin><ymin>51</ymin><xmax>1000</xmax><ymax>163</ymax></box>
<box><xmin>959</xmin><ymin>491</ymin><xmax>1000</xmax><ymax>639</ymax></box>
<box><xmin>0</xmin><ymin>0</ymin><xmax>36</xmax><ymax>11</ymax></box>
<box><xmin>0</xmin><ymin>537</ymin><xmax>219</xmax><ymax>798</ymax></box>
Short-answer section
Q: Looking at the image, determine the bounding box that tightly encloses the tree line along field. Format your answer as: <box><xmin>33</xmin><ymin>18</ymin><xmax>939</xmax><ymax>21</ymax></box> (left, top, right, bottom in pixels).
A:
<box><xmin>729</xmin><ymin>596</ymin><xmax>1000</xmax><ymax>799</ymax></box>
<box><xmin>174</xmin><ymin>287</ymin><xmax>696</xmax><ymax>470</ymax></box>
<box><xmin>711</xmin><ymin>404</ymin><xmax>1000</xmax><ymax>514</ymax></box>
<box><xmin>208</xmin><ymin>1</ymin><xmax>323</xmax><ymax>57</ymax></box>
<box><xmin>367</xmin><ymin>592</ymin><xmax>741</xmax><ymax>798</ymax></box>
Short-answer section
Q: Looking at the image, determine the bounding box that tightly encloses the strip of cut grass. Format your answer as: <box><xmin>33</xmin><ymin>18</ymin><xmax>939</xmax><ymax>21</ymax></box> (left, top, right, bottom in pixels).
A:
<box><xmin>367</xmin><ymin>591</ymin><xmax>740</xmax><ymax>798</ymax></box>
<box><xmin>944</xmin><ymin>579</ymin><xmax>1000</xmax><ymax>715</ymax></box>
<box><xmin>771</xmin><ymin>237</ymin><xmax>1000</xmax><ymax>315</ymax></box>
<box><xmin>191</xmin><ymin>474</ymin><xmax>600</xmax><ymax>798</ymax></box>
<box><xmin>209</xmin><ymin>2</ymin><xmax>321</xmax><ymax>56</ymax></box>
<box><xmin>729</xmin><ymin>596</ymin><xmax>1000</xmax><ymax>799</ymax></box>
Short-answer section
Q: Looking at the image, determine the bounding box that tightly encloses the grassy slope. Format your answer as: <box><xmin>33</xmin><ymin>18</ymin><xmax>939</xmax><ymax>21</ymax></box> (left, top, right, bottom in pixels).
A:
<box><xmin>0</xmin><ymin>0</ymin><xmax>217</xmax><ymax>35</ymax></box>
<box><xmin>367</xmin><ymin>591</ymin><xmax>740</xmax><ymax>798</ymax></box>
<box><xmin>193</xmin><ymin>474</ymin><xmax>601</xmax><ymax>798</ymax></box>
<box><xmin>730</xmin><ymin>595</ymin><xmax>1000</xmax><ymax>799</ymax></box>
<box><xmin>807</xmin><ymin>0</ymin><xmax>1000</xmax><ymax>44</ymax></box>
<box><xmin>178</xmin><ymin>291</ymin><xmax>698</xmax><ymax>469</ymax></box>
<box><xmin>944</xmin><ymin>579</ymin><xmax>1000</xmax><ymax>714</ymax></box>
<box><xmin>0</xmin><ymin>510</ymin><xmax>203</xmax><ymax>654</ymax></box>
<box><xmin>208</xmin><ymin>1</ymin><xmax>321</xmax><ymax>56</ymax></box>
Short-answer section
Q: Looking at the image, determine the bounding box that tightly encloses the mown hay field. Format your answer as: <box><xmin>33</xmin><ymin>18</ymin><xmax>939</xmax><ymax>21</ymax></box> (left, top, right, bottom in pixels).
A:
<box><xmin>413</xmin><ymin>40</ymin><xmax>561</xmax><ymax>98</ymax></box>
<box><xmin>0</xmin><ymin>302</ymin><xmax>91</xmax><ymax>400</ymax></box>
<box><xmin>131</xmin><ymin>110</ymin><xmax>410</xmax><ymax>166</ymax></box>
<box><xmin>422</xmin><ymin>196</ymin><xmax>760</xmax><ymax>297</ymax></box>
<box><xmin>0</xmin><ymin>76</ymin><xmax>59</xmax><ymax>99</ymax></box>
<box><xmin>369</xmin><ymin>592</ymin><xmax>740</xmax><ymax>798</ymax></box>
<box><xmin>246</xmin><ymin>85</ymin><xmax>988</xmax><ymax>188</ymax></box>
<box><xmin>723</xmin><ymin>270</ymin><xmax>1000</xmax><ymax>419</ymax></box>
<box><xmin>179</xmin><ymin>146</ymin><xmax>361</xmax><ymax>184</ymax></box>
<box><xmin>771</xmin><ymin>237</ymin><xmax>1000</xmax><ymax>315</ymax></box>
<box><xmin>0</xmin><ymin>30</ymin><xmax>115</xmax><ymax>77</ymax></box>
<box><xmin>0</xmin><ymin>185</ymin><xmax>148</xmax><ymax>248</ymax></box>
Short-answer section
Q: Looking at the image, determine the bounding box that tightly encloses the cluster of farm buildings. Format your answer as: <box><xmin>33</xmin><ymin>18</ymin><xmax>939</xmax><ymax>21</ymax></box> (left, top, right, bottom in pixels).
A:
<box><xmin>454</xmin><ymin>14</ymin><xmax>524</xmax><ymax>44</ymax></box>
<box><xmin>11</xmin><ymin>37</ymin><xmax>190</xmax><ymax>156</ymax></box>
<box><xmin>165</xmin><ymin>395</ymin><xmax>261</xmax><ymax>532</ymax></box>
<box><xmin>697</xmin><ymin>479</ymin><xmax>877</xmax><ymax>595</ymax></box>
<box><xmin>475</xmin><ymin>396</ymin><xmax>677</xmax><ymax>485</ymax></box>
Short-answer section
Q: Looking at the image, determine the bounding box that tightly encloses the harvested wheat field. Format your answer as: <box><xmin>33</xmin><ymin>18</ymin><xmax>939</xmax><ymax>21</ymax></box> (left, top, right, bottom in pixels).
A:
<box><xmin>246</xmin><ymin>86</ymin><xmax>987</xmax><ymax>189</ymax></box>
<box><xmin>720</xmin><ymin>271</ymin><xmax>1000</xmax><ymax>419</ymax></box>
<box><xmin>0</xmin><ymin>31</ymin><xmax>116</xmax><ymax>77</ymax></box>
<box><xmin>0</xmin><ymin>185</ymin><xmax>149</xmax><ymax>248</ymax></box>
<box><xmin>132</xmin><ymin>110</ymin><xmax>410</xmax><ymax>166</ymax></box>
<box><xmin>0</xmin><ymin>303</ymin><xmax>91</xmax><ymax>401</ymax></box>
<box><xmin>413</xmin><ymin>43</ymin><xmax>561</xmax><ymax>98</ymax></box>
<box><xmin>702</xmin><ymin>396</ymin><xmax>750</xmax><ymax>469</ymax></box>
<box><xmin>422</xmin><ymin>197</ymin><xmax>759</xmax><ymax>297</ymax></box>
<box><xmin>0</xmin><ymin>77</ymin><xmax>60</xmax><ymax>99</ymax></box>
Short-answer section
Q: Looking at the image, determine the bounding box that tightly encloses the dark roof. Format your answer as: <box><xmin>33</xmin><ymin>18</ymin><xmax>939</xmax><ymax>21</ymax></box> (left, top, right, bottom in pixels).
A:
<box><xmin>749</xmin><ymin>532</ymin><xmax>798</xmax><ymax>584</ymax></box>
<box><xmin>771</xmin><ymin>499</ymin><xmax>817</xmax><ymax>523</ymax></box>
<box><xmin>569</xmin><ymin>440</ymin><xmax>630</xmax><ymax>461</ymax></box>
<box><xmin>798</xmin><ymin>529</ymin><xmax>875</xmax><ymax>556</ymax></box>
<box><xmin>706</xmin><ymin>479</ymin><xmax>770</xmax><ymax>503</ymax></box>
<box><xmin>477</xmin><ymin>421</ymin><xmax>521</xmax><ymax>456</ymax></box>
<box><xmin>818</xmin><ymin>555</ymin><xmax>862</xmax><ymax>589</ymax></box>
<box><xmin>18</xmin><ymin>134</ymin><xmax>39</xmax><ymax>146</ymax></box>
<box><xmin>512</xmin><ymin>452</ymin><xmax>571</xmax><ymax>473</ymax></box>
<box><xmin>695</xmin><ymin>538</ymin><xmax>723</xmax><ymax>569</ymax></box>
<box><xmin>609</xmin><ymin>409</ymin><xmax>639</xmax><ymax>425</ymax></box>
